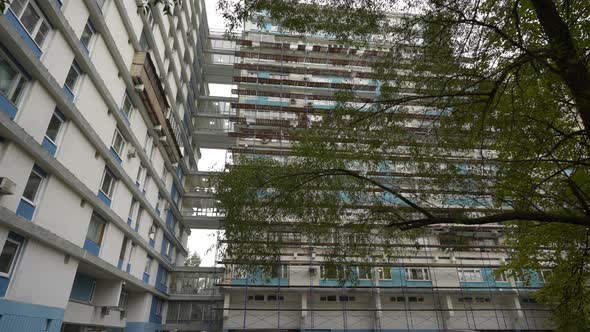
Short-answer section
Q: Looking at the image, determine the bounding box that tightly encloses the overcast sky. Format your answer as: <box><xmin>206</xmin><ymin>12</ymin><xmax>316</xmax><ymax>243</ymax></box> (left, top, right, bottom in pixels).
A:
<box><xmin>185</xmin><ymin>0</ymin><xmax>229</xmax><ymax>267</ymax></box>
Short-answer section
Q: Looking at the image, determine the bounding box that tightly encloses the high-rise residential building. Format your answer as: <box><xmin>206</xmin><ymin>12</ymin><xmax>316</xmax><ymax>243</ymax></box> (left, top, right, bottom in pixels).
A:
<box><xmin>0</xmin><ymin>1</ymin><xmax>555</xmax><ymax>331</ymax></box>
<box><xmin>198</xmin><ymin>20</ymin><xmax>555</xmax><ymax>332</ymax></box>
<box><xmin>0</xmin><ymin>1</ymin><xmax>222</xmax><ymax>331</ymax></box>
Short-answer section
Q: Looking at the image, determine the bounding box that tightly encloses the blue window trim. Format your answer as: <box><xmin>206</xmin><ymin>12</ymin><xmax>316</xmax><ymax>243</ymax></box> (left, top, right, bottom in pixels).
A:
<box><xmin>5</xmin><ymin>10</ymin><xmax>42</xmax><ymax>58</ymax></box>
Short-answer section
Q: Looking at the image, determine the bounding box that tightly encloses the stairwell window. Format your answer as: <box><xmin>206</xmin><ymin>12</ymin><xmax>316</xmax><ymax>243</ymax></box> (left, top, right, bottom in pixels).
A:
<box><xmin>9</xmin><ymin>0</ymin><xmax>51</xmax><ymax>48</ymax></box>
<box><xmin>0</xmin><ymin>50</ymin><xmax>29</xmax><ymax>106</ymax></box>
<box><xmin>111</xmin><ymin>128</ymin><xmax>126</xmax><ymax>158</ymax></box>
<box><xmin>99</xmin><ymin>168</ymin><xmax>116</xmax><ymax>199</ymax></box>
<box><xmin>0</xmin><ymin>237</ymin><xmax>21</xmax><ymax>277</ymax></box>
<box><xmin>405</xmin><ymin>267</ymin><xmax>430</xmax><ymax>281</ymax></box>
<box><xmin>458</xmin><ymin>268</ymin><xmax>483</xmax><ymax>282</ymax></box>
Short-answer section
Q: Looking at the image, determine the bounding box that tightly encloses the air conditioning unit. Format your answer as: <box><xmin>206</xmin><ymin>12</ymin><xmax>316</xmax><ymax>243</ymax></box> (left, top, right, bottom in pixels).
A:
<box><xmin>0</xmin><ymin>177</ymin><xmax>16</xmax><ymax>195</ymax></box>
<box><xmin>101</xmin><ymin>306</ymin><xmax>111</xmax><ymax>316</ymax></box>
<box><xmin>127</xmin><ymin>146</ymin><xmax>137</xmax><ymax>159</ymax></box>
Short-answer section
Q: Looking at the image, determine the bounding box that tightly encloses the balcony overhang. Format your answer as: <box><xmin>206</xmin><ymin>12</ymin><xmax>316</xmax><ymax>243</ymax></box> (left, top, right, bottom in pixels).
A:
<box><xmin>131</xmin><ymin>52</ymin><xmax>183</xmax><ymax>163</ymax></box>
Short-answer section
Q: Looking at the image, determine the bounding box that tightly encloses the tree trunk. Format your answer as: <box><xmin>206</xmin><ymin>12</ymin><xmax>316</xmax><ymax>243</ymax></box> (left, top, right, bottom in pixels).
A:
<box><xmin>531</xmin><ymin>0</ymin><xmax>590</xmax><ymax>135</ymax></box>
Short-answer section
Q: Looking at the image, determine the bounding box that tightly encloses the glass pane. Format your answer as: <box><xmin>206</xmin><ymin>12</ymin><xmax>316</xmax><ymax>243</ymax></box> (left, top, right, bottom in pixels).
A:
<box><xmin>122</xmin><ymin>95</ymin><xmax>133</xmax><ymax>116</ymax></box>
<box><xmin>22</xmin><ymin>171</ymin><xmax>42</xmax><ymax>202</ymax></box>
<box><xmin>0</xmin><ymin>241</ymin><xmax>18</xmax><ymax>274</ymax></box>
<box><xmin>80</xmin><ymin>23</ymin><xmax>93</xmax><ymax>49</ymax></box>
<box><xmin>34</xmin><ymin>21</ymin><xmax>50</xmax><ymax>46</ymax></box>
<box><xmin>87</xmin><ymin>216</ymin><xmax>104</xmax><ymax>243</ymax></box>
<box><xmin>0</xmin><ymin>58</ymin><xmax>18</xmax><ymax>96</ymax></box>
<box><xmin>112</xmin><ymin>131</ymin><xmax>124</xmax><ymax>154</ymax></box>
<box><xmin>65</xmin><ymin>65</ymin><xmax>80</xmax><ymax>91</ymax></box>
<box><xmin>10</xmin><ymin>77</ymin><xmax>27</xmax><ymax>104</ymax></box>
<box><xmin>101</xmin><ymin>170</ymin><xmax>114</xmax><ymax>196</ymax></box>
<box><xmin>10</xmin><ymin>0</ymin><xmax>27</xmax><ymax>16</ymax></box>
<box><xmin>45</xmin><ymin>114</ymin><xmax>62</xmax><ymax>141</ymax></box>
<box><xmin>20</xmin><ymin>4</ymin><xmax>41</xmax><ymax>35</ymax></box>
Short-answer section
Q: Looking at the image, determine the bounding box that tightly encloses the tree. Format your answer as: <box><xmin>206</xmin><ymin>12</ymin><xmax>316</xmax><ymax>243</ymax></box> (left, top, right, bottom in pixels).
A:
<box><xmin>215</xmin><ymin>0</ymin><xmax>590</xmax><ymax>330</ymax></box>
<box><xmin>184</xmin><ymin>251</ymin><xmax>202</xmax><ymax>267</ymax></box>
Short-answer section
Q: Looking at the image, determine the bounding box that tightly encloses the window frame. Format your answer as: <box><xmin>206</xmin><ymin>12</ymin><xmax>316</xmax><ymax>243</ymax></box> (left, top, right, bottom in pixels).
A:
<box><xmin>44</xmin><ymin>111</ymin><xmax>65</xmax><ymax>144</ymax></box>
<box><xmin>539</xmin><ymin>269</ymin><xmax>553</xmax><ymax>283</ymax></box>
<box><xmin>148</xmin><ymin>224</ymin><xmax>157</xmax><ymax>241</ymax></box>
<box><xmin>99</xmin><ymin>168</ymin><xmax>116</xmax><ymax>199</ymax></box>
<box><xmin>111</xmin><ymin>128</ymin><xmax>126</xmax><ymax>158</ymax></box>
<box><xmin>10</xmin><ymin>0</ymin><xmax>52</xmax><ymax>49</ymax></box>
<box><xmin>144</xmin><ymin>256</ymin><xmax>153</xmax><ymax>274</ymax></box>
<box><xmin>64</xmin><ymin>61</ymin><xmax>82</xmax><ymax>93</ymax></box>
<box><xmin>378</xmin><ymin>267</ymin><xmax>391</xmax><ymax>280</ymax></box>
<box><xmin>21</xmin><ymin>167</ymin><xmax>44</xmax><ymax>206</ymax></box>
<box><xmin>492</xmin><ymin>269</ymin><xmax>508</xmax><ymax>282</ymax></box>
<box><xmin>88</xmin><ymin>280</ymin><xmax>97</xmax><ymax>302</ymax></box>
<box><xmin>121</xmin><ymin>92</ymin><xmax>134</xmax><ymax>118</ymax></box>
<box><xmin>405</xmin><ymin>267</ymin><xmax>430</xmax><ymax>281</ymax></box>
<box><xmin>86</xmin><ymin>214</ymin><xmax>106</xmax><ymax>245</ymax></box>
<box><xmin>0</xmin><ymin>49</ymin><xmax>29</xmax><ymax>105</ymax></box>
<box><xmin>0</xmin><ymin>238</ymin><xmax>21</xmax><ymax>278</ymax></box>
<box><xmin>80</xmin><ymin>20</ymin><xmax>96</xmax><ymax>52</ymax></box>
<box><xmin>458</xmin><ymin>268</ymin><xmax>483</xmax><ymax>282</ymax></box>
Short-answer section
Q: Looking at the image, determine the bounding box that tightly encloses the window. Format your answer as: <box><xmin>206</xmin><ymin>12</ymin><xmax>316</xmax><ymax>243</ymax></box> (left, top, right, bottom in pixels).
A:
<box><xmin>144</xmin><ymin>256</ymin><xmax>153</xmax><ymax>274</ymax></box>
<box><xmin>320</xmin><ymin>295</ymin><xmax>337</xmax><ymax>302</ymax></box>
<box><xmin>0</xmin><ymin>238</ymin><xmax>20</xmax><ymax>276</ymax></box>
<box><xmin>135</xmin><ymin>207</ymin><xmax>144</xmax><ymax>231</ymax></box>
<box><xmin>86</xmin><ymin>213</ymin><xmax>106</xmax><ymax>245</ymax></box>
<box><xmin>128</xmin><ymin>199</ymin><xmax>138</xmax><ymax>221</ymax></box>
<box><xmin>80</xmin><ymin>20</ymin><xmax>96</xmax><ymax>51</ymax></box>
<box><xmin>539</xmin><ymin>270</ymin><xmax>553</xmax><ymax>283</ymax></box>
<box><xmin>162</xmin><ymin>165</ymin><xmax>168</xmax><ymax>182</ymax></box>
<box><xmin>0</xmin><ymin>51</ymin><xmax>29</xmax><ymax>104</ymax></box>
<box><xmin>136</xmin><ymin>164</ymin><xmax>145</xmax><ymax>185</ymax></box>
<box><xmin>10</xmin><ymin>0</ymin><xmax>51</xmax><ymax>47</ymax></box>
<box><xmin>118</xmin><ymin>291</ymin><xmax>128</xmax><ymax>310</ymax></box>
<box><xmin>266</xmin><ymin>295</ymin><xmax>284</xmax><ymax>301</ymax></box>
<box><xmin>22</xmin><ymin>167</ymin><xmax>43</xmax><ymax>204</ymax></box>
<box><xmin>143</xmin><ymin>133</ymin><xmax>152</xmax><ymax>152</ymax></box>
<box><xmin>111</xmin><ymin>128</ymin><xmax>125</xmax><ymax>157</ymax></box>
<box><xmin>89</xmin><ymin>280</ymin><xmax>96</xmax><ymax>302</ymax></box>
<box><xmin>143</xmin><ymin>175</ymin><xmax>151</xmax><ymax>192</ymax></box>
<box><xmin>119</xmin><ymin>237</ymin><xmax>128</xmax><ymax>260</ymax></box>
<box><xmin>149</xmin><ymin>224</ymin><xmax>157</xmax><ymax>241</ymax></box>
<box><xmin>405</xmin><ymin>268</ymin><xmax>430</xmax><ymax>281</ymax></box>
<box><xmin>357</xmin><ymin>266</ymin><xmax>370</xmax><ymax>279</ymax></box>
<box><xmin>339</xmin><ymin>295</ymin><xmax>356</xmax><ymax>302</ymax></box>
<box><xmin>44</xmin><ymin>111</ymin><xmax>64</xmax><ymax>143</ymax></box>
<box><xmin>155</xmin><ymin>193</ymin><xmax>163</xmax><ymax>212</ymax></box>
<box><xmin>121</xmin><ymin>93</ymin><xmax>134</xmax><ymax>118</ymax></box>
<box><xmin>458</xmin><ymin>269</ymin><xmax>483</xmax><ymax>282</ymax></box>
<box><xmin>155</xmin><ymin>298</ymin><xmax>162</xmax><ymax>316</ymax></box>
<box><xmin>378</xmin><ymin>267</ymin><xmax>391</xmax><ymax>280</ymax></box>
<box><xmin>271</xmin><ymin>265</ymin><xmax>288</xmax><ymax>278</ymax></box>
<box><xmin>493</xmin><ymin>269</ymin><xmax>508</xmax><ymax>282</ymax></box>
<box><xmin>64</xmin><ymin>61</ymin><xmax>81</xmax><ymax>92</ymax></box>
<box><xmin>99</xmin><ymin>168</ymin><xmax>116</xmax><ymax>198</ymax></box>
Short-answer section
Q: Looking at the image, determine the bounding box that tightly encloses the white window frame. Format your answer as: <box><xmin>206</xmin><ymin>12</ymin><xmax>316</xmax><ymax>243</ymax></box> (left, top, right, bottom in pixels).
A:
<box><xmin>21</xmin><ymin>168</ymin><xmax>44</xmax><ymax>206</ymax></box>
<box><xmin>111</xmin><ymin>128</ymin><xmax>126</xmax><ymax>158</ymax></box>
<box><xmin>357</xmin><ymin>266</ymin><xmax>371</xmax><ymax>280</ymax></box>
<box><xmin>121</xmin><ymin>92</ymin><xmax>134</xmax><ymax>118</ymax></box>
<box><xmin>9</xmin><ymin>0</ymin><xmax>52</xmax><ymax>49</ymax></box>
<box><xmin>44</xmin><ymin>111</ymin><xmax>65</xmax><ymax>145</ymax></box>
<box><xmin>136</xmin><ymin>164</ymin><xmax>145</xmax><ymax>186</ymax></box>
<box><xmin>0</xmin><ymin>49</ymin><xmax>29</xmax><ymax>105</ymax></box>
<box><xmin>99</xmin><ymin>168</ymin><xmax>116</xmax><ymax>199</ymax></box>
<box><xmin>128</xmin><ymin>199</ymin><xmax>138</xmax><ymax>221</ymax></box>
<box><xmin>86</xmin><ymin>214</ymin><xmax>106</xmax><ymax>245</ymax></box>
<box><xmin>492</xmin><ymin>269</ymin><xmax>508</xmax><ymax>282</ymax></box>
<box><xmin>0</xmin><ymin>238</ymin><xmax>21</xmax><ymax>278</ymax></box>
<box><xmin>458</xmin><ymin>268</ymin><xmax>483</xmax><ymax>282</ymax></box>
<box><xmin>405</xmin><ymin>267</ymin><xmax>430</xmax><ymax>281</ymax></box>
<box><xmin>80</xmin><ymin>20</ymin><xmax>96</xmax><ymax>52</ymax></box>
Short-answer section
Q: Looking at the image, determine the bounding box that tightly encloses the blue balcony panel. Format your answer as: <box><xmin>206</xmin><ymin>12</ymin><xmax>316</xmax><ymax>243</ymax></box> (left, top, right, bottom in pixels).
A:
<box><xmin>97</xmin><ymin>191</ymin><xmax>112</xmax><ymax>207</ymax></box>
<box><xmin>0</xmin><ymin>94</ymin><xmax>17</xmax><ymax>120</ymax></box>
<box><xmin>83</xmin><ymin>238</ymin><xmax>100</xmax><ymax>256</ymax></box>
<box><xmin>63</xmin><ymin>86</ymin><xmax>74</xmax><ymax>102</ymax></box>
<box><xmin>117</xmin><ymin>259</ymin><xmax>123</xmax><ymax>270</ymax></box>
<box><xmin>110</xmin><ymin>148</ymin><xmax>122</xmax><ymax>164</ymax></box>
<box><xmin>6</xmin><ymin>10</ymin><xmax>42</xmax><ymax>58</ymax></box>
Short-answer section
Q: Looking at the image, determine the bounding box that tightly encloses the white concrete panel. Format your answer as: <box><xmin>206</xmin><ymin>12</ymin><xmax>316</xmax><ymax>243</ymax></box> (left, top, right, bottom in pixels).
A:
<box><xmin>74</xmin><ymin>77</ymin><xmax>114</xmax><ymax>147</ymax></box>
<box><xmin>104</xmin><ymin>2</ymin><xmax>135</xmax><ymax>69</ymax></box>
<box><xmin>433</xmin><ymin>268</ymin><xmax>460</xmax><ymax>287</ymax></box>
<box><xmin>90</xmin><ymin>36</ymin><xmax>126</xmax><ymax>106</ymax></box>
<box><xmin>8</xmin><ymin>240</ymin><xmax>79</xmax><ymax>308</ymax></box>
<box><xmin>63</xmin><ymin>300</ymin><xmax>125</xmax><ymax>327</ymax></box>
<box><xmin>42</xmin><ymin>32</ymin><xmax>75</xmax><ymax>86</ymax></box>
<box><xmin>100</xmin><ymin>223</ymin><xmax>124</xmax><ymax>266</ymax></box>
<box><xmin>0</xmin><ymin>145</ymin><xmax>35</xmax><ymax>211</ymax></box>
<box><xmin>125</xmin><ymin>292</ymin><xmax>151</xmax><ymax>322</ymax></box>
<box><xmin>93</xmin><ymin>279</ymin><xmax>123</xmax><ymax>307</ymax></box>
<box><xmin>15</xmin><ymin>83</ymin><xmax>55</xmax><ymax>142</ymax></box>
<box><xmin>34</xmin><ymin>176</ymin><xmax>93</xmax><ymax>246</ymax></box>
<box><xmin>111</xmin><ymin>183</ymin><xmax>132</xmax><ymax>222</ymax></box>
<box><xmin>62</xmin><ymin>0</ymin><xmax>90</xmax><ymax>38</ymax></box>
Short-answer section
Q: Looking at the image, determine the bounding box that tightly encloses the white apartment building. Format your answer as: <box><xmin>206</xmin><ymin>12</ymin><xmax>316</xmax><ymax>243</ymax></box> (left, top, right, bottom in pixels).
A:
<box><xmin>0</xmin><ymin>0</ymin><xmax>222</xmax><ymax>331</ymax></box>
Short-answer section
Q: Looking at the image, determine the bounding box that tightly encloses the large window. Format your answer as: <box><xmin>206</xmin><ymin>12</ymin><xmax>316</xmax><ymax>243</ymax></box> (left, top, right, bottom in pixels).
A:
<box><xmin>100</xmin><ymin>168</ymin><xmax>116</xmax><ymax>198</ymax></box>
<box><xmin>10</xmin><ymin>0</ymin><xmax>51</xmax><ymax>47</ymax></box>
<box><xmin>44</xmin><ymin>111</ymin><xmax>64</xmax><ymax>143</ymax></box>
<box><xmin>271</xmin><ymin>265</ymin><xmax>288</xmax><ymax>279</ymax></box>
<box><xmin>86</xmin><ymin>213</ymin><xmax>106</xmax><ymax>245</ymax></box>
<box><xmin>378</xmin><ymin>267</ymin><xmax>392</xmax><ymax>280</ymax></box>
<box><xmin>0</xmin><ymin>238</ymin><xmax>21</xmax><ymax>276</ymax></box>
<box><xmin>458</xmin><ymin>269</ymin><xmax>483</xmax><ymax>282</ymax></box>
<box><xmin>22</xmin><ymin>167</ymin><xmax>44</xmax><ymax>204</ymax></box>
<box><xmin>111</xmin><ymin>128</ymin><xmax>126</xmax><ymax>157</ymax></box>
<box><xmin>405</xmin><ymin>268</ymin><xmax>430</xmax><ymax>281</ymax></box>
<box><xmin>80</xmin><ymin>20</ymin><xmax>96</xmax><ymax>51</ymax></box>
<box><xmin>0</xmin><ymin>51</ymin><xmax>29</xmax><ymax>105</ymax></box>
<box><xmin>64</xmin><ymin>61</ymin><xmax>81</xmax><ymax>92</ymax></box>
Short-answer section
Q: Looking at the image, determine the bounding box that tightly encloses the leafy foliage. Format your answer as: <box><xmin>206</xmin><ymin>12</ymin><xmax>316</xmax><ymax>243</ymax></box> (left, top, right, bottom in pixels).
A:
<box><xmin>215</xmin><ymin>0</ymin><xmax>590</xmax><ymax>329</ymax></box>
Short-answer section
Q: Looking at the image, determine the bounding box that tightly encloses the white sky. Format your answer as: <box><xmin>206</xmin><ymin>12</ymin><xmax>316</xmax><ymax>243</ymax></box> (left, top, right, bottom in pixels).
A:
<box><xmin>185</xmin><ymin>0</ymin><xmax>229</xmax><ymax>267</ymax></box>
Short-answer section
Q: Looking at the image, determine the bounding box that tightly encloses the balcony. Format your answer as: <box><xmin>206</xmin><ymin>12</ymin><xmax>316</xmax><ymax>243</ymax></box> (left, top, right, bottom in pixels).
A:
<box><xmin>130</xmin><ymin>52</ymin><xmax>183</xmax><ymax>162</ymax></box>
<box><xmin>170</xmin><ymin>267</ymin><xmax>223</xmax><ymax>297</ymax></box>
